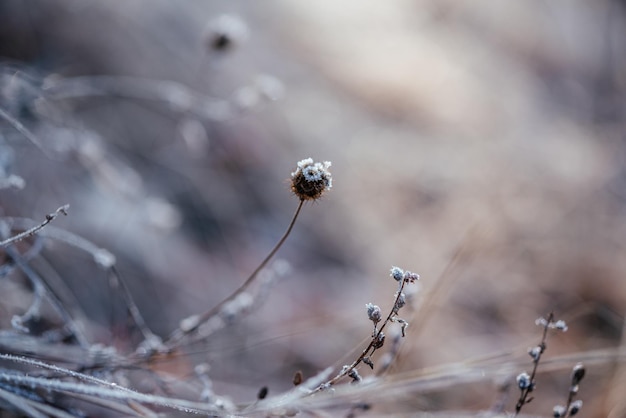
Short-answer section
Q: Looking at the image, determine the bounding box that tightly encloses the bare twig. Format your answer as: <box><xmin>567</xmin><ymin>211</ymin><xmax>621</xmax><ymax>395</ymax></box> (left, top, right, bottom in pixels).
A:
<box><xmin>515</xmin><ymin>312</ymin><xmax>554</xmax><ymax>414</ymax></box>
<box><xmin>0</xmin><ymin>205</ymin><xmax>69</xmax><ymax>249</ymax></box>
<box><xmin>0</xmin><ymin>216</ymin><xmax>115</xmax><ymax>267</ymax></box>
<box><xmin>315</xmin><ymin>268</ymin><xmax>418</xmax><ymax>391</ymax></box>
<box><xmin>515</xmin><ymin>313</ymin><xmax>569</xmax><ymax>415</ymax></box>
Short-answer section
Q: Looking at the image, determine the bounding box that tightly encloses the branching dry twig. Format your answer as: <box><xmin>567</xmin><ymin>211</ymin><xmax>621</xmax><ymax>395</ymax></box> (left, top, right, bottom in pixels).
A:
<box><xmin>315</xmin><ymin>267</ymin><xmax>419</xmax><ymax>392</ymax></box>
<box><xmin>515</xmin><ymin>312</ymin><xmax>569</xmax><ymax>415</ymax></box>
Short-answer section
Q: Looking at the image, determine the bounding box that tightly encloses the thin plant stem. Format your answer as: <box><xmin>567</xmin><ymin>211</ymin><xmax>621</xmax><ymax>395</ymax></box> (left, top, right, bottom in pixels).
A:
<box><xmin>0</xmin><ymin>205</ymin><xmax>69</xmax><ymax>248</ymax></box>
<box><xmin>109</xmin><ymin>265</ymin><xmax>160</xmax><ymax>345</ymax></box>
<box><xmin>316</xmin><ymin>277</ymin><xmax>409</xmax><ymax>391</ymax></box>
<box><xmin>164</xmin><ymin>199</ymin><xmax>305</xmax><ymax>347</ymax></box>
<box><xmin>0</xmin><ymin>353</ymin><xmax>134</xmax><ymax>391</ymax></box>
<box><xmin>0</xmin><ymin>372</ymin><xmax>225</xmax><ymax>415</ymax></box>
<box><xmin>515</xmin><ymin>311</ymin><xmax>554</xmax><ymax>415</ymax></box>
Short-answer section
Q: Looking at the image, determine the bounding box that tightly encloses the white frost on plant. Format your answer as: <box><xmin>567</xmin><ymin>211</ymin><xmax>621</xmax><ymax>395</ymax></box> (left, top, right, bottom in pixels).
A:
<box><xmin>292</xmin><ymin>158</ymin><xmax>332</xmax><ymax>188</ymax></box>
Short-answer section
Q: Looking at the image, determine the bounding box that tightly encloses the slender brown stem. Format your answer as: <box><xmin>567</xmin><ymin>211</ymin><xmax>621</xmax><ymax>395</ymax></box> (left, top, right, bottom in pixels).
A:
<box><xmin>165</xmin><ymin>199</ymin><xmax>305</xmax><ymax>347</ymax></box>
<box><xmin>317</xmin><ymin>278</ymin><xmax>409</xmax><ymax>390</ymax></box>
<box><xmin>515</xmin><ymin>311</ymin><xmax>554</xmax><ymax>415</ymax></box>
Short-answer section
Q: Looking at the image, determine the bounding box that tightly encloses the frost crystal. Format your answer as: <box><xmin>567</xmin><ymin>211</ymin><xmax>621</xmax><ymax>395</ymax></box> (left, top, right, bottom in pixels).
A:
<box><xmin>290</xmin><ymin>158</ymin><xmax>332</xmax><ymax>201</ymax></box>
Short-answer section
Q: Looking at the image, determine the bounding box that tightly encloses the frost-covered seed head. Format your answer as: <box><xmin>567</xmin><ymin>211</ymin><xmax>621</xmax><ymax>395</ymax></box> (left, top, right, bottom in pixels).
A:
<box><xmin>553</xmin><ymin>319</ymin><xmax>568</xmax><ymax>332</ymax></box>
<box><xmin>390</xmin><ymin>266</ymin><xmax>404</xmax><ymax>281</ymax></box>
<box><xmin>516</xmin><ymin>372</ymin><xmax>532</xmax><ymax>389</ymax></box>
<box><xmin>571</xmin><ymin>363</ymin><xmax>585</xmax><ymax>385</ymax></box>
<box><xmin>366</xmin><ymin>303</ymin><xmax>382</xmax><ymax>324</ymax></box>
<box><xmin>403</xmin><ymin>271</ymin><xmax>420</xmax><ymax>282</ymax></box>
<box><xmin>553</xmin><ymin>405</ymin><xmax>566</xmax><ymax>418</ymax></box>
<box><xmin>374</xmin><ymin>332</ymin><xmax>385</xmax><ymax>349</ymax></box>
<box><xmin>348</xmin><ymin>368</ymin><xmax>362</xmax><ymax>383</ymax></box>
<box><xmin>569</xmin><ymin>400</ymin><xmax>582</xmax><ymax>416</ymax></box>
<box><xmin>290</xmin><ymin>158</ymin><xmax>332</xmax><ymax>201</ymax></box>
<box><xmin>528</xmin><ymin>346</ymin><xmax>542</xmax><ymax>362</ymax></box>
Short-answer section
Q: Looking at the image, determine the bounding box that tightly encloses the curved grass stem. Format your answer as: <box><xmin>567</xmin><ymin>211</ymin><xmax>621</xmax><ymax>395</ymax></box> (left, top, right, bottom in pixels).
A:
<box><xmin>164</xmin><ymin>199</ymin><xmax>305</xmax><ymax>348</ymax></box>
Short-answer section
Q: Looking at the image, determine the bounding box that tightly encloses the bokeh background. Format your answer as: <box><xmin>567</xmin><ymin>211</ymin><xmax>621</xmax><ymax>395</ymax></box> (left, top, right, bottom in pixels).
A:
<box><xmin>1</xmin><ymin>1</ymin><xmax>625</xmax><ymax>416</ymax></box>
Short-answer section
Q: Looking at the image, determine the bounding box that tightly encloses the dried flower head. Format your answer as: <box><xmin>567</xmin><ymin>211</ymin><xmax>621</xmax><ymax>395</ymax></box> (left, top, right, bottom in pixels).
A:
<box><xmin>290</xmin><ymin>158</ymin><xmax>332</xmax><ymax>201</ymax></box>
<box><xmin>553</xmin><ymin>319</ymin><xmax>568</xmax><ymax>332</ymax></box>
<box><xmin>365</xmin><ymin>303</ymin><xmax>382</xmax><ymax>325</ymax></box>
<box><xmin>403</xmin><ymin>270</ymin><xmax>420</xmax><ymax>283</ymax></box>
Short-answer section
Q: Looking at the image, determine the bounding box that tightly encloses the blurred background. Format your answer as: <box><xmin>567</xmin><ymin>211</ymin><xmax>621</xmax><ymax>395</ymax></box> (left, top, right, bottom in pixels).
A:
<box><xmin>0</xmin><ymin>1</ymin><xmax>625</xmax><ymax>416</ymax></box>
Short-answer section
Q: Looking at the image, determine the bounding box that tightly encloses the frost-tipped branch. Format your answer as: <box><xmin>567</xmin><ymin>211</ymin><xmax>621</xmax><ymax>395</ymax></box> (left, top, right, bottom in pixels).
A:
<box><xmin>0</xmin><ymin>217</ymin><xmax>116</xmax><ymax>268</ymax></box>
<box><xmin>515</xmin><ymin>312</ymin><xmax>569</xmax><ymax>415</ymax></box>
<box><xmin>315</xmin><ymin>267</ymin><xmax>419</xmax><ymax>391</ymax></box>
<box><xmin>0</xmin><ymin>205</ymin><xmax>69</xmax><ymax>249</ymax></box>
